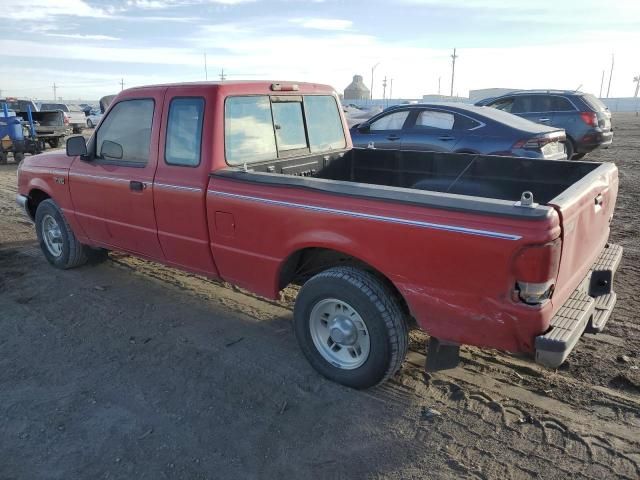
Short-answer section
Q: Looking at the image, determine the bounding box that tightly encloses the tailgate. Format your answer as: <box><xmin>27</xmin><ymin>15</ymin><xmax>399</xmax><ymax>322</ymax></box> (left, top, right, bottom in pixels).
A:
<box><xmin>548</xmin><ymin>162</ymin><xmax>619</xmax><ymax>305</ymax></box>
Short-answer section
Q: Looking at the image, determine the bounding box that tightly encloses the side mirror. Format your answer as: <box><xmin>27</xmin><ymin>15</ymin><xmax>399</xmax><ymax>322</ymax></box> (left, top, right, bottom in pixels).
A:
<box><xmin>358</xmin><ymin>124</ymin><xmax>370</xmax><ymax>133</ymax></box>
<box><xmin>66</xmin><ymin>135</ymin><xmax>88</xmax><ymax>157</ymax></box>
<box><xmin>101</xmin><ymin>140</ymin><xmax>123</xmax><ymax>160</ymax></box>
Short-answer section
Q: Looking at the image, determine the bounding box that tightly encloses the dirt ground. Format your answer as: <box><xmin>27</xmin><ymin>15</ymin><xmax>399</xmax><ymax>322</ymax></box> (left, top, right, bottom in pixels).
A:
<box><xmin>1</xmin><ymin>116</ymin><xmax>639</xmax><ymax>479</ymax></box>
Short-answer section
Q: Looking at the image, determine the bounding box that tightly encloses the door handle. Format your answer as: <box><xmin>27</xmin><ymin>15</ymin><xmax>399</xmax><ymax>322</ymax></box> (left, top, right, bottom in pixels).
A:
<box><xmin>438</xmin><ymin>135</ymin><xmax>455</xmax><ymax>141</ymax></box>
<box><xmin>130</xmin><ymin>180</ymin><xmax>146</xmax><ymax>191</ymax></box>
<box><xmin>538</xmin><ymin>118</ymin><xmax>550</xmax><ymax>122</ymax></box>
<box><xmin>387</xmin><ymin>134</ymin><xmax>400</xmax><ymax>141</ymax></box>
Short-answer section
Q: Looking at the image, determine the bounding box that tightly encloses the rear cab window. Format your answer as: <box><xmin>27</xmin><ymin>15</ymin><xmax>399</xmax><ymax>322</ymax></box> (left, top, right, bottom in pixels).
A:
<box><xmin>224</xmin><ymin>94</ymin><xmax>345</xmax><ymax>166</ymax></box>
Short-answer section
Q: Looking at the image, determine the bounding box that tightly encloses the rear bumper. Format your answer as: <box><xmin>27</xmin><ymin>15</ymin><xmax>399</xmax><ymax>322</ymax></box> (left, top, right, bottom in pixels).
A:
<box><xmin>577</xmin><ymin>131</ymin><xmax>614</xmax><ymax>153</ymax></box>
<box><xmin>535</xmin><ymin>243</ymin><xmax>623</xmax><ymax>368</ymax></box>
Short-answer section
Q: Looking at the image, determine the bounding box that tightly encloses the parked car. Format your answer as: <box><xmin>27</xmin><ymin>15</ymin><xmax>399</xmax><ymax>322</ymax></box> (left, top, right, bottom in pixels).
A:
<box><xmin>85</xmin><ymin>109</ymin><xmax>102</xmax><ymax>128</ymax></box>
<box><xmin>478</xmin><ymin>90</ymin><xmax>613</xmax><ymax>159</ymax></box>
<box><xmin>40</xmin><ymin>103</ymin><xmax>86</xmax><ymax>134</ymax></box>
<box><xmin>16</xmin><ymin>81</ymin><xmax>621</xmax><ymax>389</ymax></box>
<box><xmin>350</xmin><ymin>103</ymin><xmax>567</xmax><ymax>160</ymax></box>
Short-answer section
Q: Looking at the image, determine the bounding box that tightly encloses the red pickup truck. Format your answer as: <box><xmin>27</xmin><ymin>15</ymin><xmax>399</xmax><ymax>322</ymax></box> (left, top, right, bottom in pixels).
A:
<box><xmin>16</xmin><ymin>81</ymin><xmax>622</xmax><ymax>389</ymax></box>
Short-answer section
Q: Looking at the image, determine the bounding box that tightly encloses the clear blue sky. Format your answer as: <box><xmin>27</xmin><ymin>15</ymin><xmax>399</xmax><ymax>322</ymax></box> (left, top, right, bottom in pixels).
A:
<box><xmin>1</xmin><ymin>0</ymin><xmax>638</xmax><ymax>100</ymax></box>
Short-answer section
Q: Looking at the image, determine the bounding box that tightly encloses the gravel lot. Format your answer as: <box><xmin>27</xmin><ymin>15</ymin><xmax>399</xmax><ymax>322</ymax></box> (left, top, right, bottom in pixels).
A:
<box><xmin>1</xmin><ymin>116</ymin><xmax>639</xmax><ymax>479</ymax></box>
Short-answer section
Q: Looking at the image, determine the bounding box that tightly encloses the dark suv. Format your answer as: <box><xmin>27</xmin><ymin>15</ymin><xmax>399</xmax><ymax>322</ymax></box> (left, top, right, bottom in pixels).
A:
<box><xmin>478</xmin><ymin>90</ymin><xmax>612</xmax><ymax>159</ymax></box>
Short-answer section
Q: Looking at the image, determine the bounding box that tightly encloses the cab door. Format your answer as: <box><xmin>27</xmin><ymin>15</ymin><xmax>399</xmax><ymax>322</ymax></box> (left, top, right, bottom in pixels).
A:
<box><xmin>69</xmin><ymin>94</ymin><xmax>165</xmax><ymax>259</ymax></box>
<box><xmin>153</xmin><ymin>90</ymin><xmax>219</xmax><ymax>277</ymax></box>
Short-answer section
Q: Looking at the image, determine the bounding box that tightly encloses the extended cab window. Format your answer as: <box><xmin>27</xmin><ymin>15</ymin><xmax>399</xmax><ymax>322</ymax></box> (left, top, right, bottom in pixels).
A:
<box><xmin>224</xmin><ymin>94</ymin><xmax>345</xmax><ymax>166</ymax></box>
<box><xmin>96</xmin><ymin>99</ymin><xmax>154</xmax><ymax>164</ymax></box>
<box><xmin>165</xmin><ymin>97</ymin><xmax>204</xmax><ymax>167</ymax></box>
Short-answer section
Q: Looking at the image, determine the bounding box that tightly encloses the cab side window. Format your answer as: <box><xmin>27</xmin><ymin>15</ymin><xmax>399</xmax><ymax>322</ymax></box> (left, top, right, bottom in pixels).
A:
<box><xmin>414</xmin><ymin>110</ymin><xmax>454</xmax><ymax>130</ymax></box>
<box><xmin>96</xmin><ymin>99</ymin><xmax>154</xmax><ymax>165</ymax></box>
<box><xmin>165</xmin><ymin>97</ymin><xmax>205</xmax><ymax>167</ymax></box>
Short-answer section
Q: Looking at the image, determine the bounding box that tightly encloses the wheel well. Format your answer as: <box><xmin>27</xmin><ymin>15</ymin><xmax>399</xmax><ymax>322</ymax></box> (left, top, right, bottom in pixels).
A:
<box><xmin>455</xmin><ymin>149</ymin><xmax>479</xmax><ymax>155</ymax></box>
<box><xmin>27</xmin><ymin>189</ymin><xmax>50</xmax><ymax>218</ymax></box>
<box><xmin>278</xmin><ymin>247</ymin><xmax>411</xmax><ymax>317</ymax></box>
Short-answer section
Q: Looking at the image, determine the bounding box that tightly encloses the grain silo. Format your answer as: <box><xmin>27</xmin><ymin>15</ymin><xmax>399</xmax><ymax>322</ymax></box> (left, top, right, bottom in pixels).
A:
<box><xmin>344</xmin><ymin>75</ymin><xmax>370</xmax><ymax>100</ymax></box>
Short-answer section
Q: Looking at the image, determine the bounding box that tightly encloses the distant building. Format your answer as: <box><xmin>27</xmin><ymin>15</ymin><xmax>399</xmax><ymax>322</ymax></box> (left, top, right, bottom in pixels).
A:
<box><xmin>469</xmin><ymin>88</ymin><xmax>518</xmax><ymax>103</ymax></box>
<box><xmin>422</xmin><ymin>94</ymin><xmax>468</xmax><ymax>103</ymax></box>
<box><xmin>344</xmin><ymin>75</ymin><xmax>370</xmax><ymax>100</ymax></box>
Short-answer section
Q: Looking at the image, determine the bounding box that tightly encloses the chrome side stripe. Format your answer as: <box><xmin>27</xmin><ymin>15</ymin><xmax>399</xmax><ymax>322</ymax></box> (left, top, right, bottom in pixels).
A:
<box><xmin>207</xmin><ymin>190</ymin><xmax>522</xmax><ymax>241</ymax></box>
<box><xmin>154</xmin><ymin>183</ymin><xmax>202</xmax><ymax>192</ymax></box>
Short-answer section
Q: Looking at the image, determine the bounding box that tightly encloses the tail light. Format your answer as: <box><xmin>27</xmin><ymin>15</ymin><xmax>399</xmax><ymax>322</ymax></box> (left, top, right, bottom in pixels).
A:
<box><xmin>580</xmin><ymin>112</ymin><xmax>598</xmax><ymax>127</ymax></box>
<box><xmin>513</xmin><ymin>135</ymin><xmax>563</xmax><ymax>150</ymax></box>
<box><xmin>512</xmin><ymin>238</ymin><xmax>562</xmax><ymax>304</ymax></box>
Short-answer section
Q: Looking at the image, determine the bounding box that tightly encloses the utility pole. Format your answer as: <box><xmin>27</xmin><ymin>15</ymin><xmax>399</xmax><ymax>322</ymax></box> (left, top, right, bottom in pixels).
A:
<box><xmin>370</xmin><ymin>62</ymin><xmax>380</xmax><ymax>100</ymax></box>
<box><xmin>599</xmin><ymin>70</ymin><xmax>605</xmax><ymax>98</ymax></box>
<box><xmin>204</xmin><ymin>53</ymin><xmax>208</xmax><ymax>80</ymax></box>
<box><xmin>450</xmin><ymin>48</ymin><xmax>458</xmax><ymax>98</ymax></box>
<box><xmin>219</xmin><ymin>68</ymin><xmax>227</xmax><ymax>81</ymax></box>
<box><xmin>120</xmin><ymin>78</ymin><xmax>125</xmax><ymax>91</ymax></box>
<box><xmin>606</xmin><ymin>54</ymin><xmax>614</xmax><ymax>98</ymax></box>
<box><xmin>382</xmin><ymin>76</ymin><xmax>387</xmax><ymax>101</ymax></box>
<box><xmin>389</xmin><ymin>78</ymin><xmax>393</xmax><ymax>101</ymax></box>
<box><xmin>52</xmin><ymin>82</ymin><xmax>57</xmax><ymax>101</ymax></box>
<box><xmin>438</xmin><ymin>76</ymin><xmax>441</xmax><ymax>96</ymax></box>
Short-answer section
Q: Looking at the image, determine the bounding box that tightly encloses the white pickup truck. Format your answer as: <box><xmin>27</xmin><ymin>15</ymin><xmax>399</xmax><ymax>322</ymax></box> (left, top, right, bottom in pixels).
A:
<box><xmin>39</xmin><ymin>103</ymin><xmax>86</xmax><ymax>134</ymax></box>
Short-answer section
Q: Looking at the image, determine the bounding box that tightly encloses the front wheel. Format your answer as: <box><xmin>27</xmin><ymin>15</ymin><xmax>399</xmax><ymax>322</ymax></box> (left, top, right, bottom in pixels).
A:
<box><xmin>35</xmin><ymin>199</ymin><xmax>89</xmax><ymax>269</ymax></box>
<box><xmin>294</xmin><ymin>266</ymin><xmax>408</xmax><ymax>389</ymax></box>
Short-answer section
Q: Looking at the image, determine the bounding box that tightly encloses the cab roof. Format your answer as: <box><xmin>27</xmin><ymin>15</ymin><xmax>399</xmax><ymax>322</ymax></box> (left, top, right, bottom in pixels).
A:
<box><xmin>125</xmin><ymin>80</ymin><xmax>336</xmax><ymax>96</ymax></box>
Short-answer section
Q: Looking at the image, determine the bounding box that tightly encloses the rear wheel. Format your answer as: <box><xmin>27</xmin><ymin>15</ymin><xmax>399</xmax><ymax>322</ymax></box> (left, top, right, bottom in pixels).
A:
<box><xmin>294</xmin><ymin>266</ymin><xmax>408</xmax><ymax>389</ymax></box>
<box><xmin>0</xmin><ymin>151</ymin><xmax>7</xmax><ymax>165</ymax></box>
<box><xmin>564</xmin><ymin>139</ymin><xmax>575</xmax><ymax>159</ymax></box>
<box><xmin>48</xmin><ymin>138</ymin><xmax>60</xmax><ymax>148</ymax></box>
<box><xmin>14</xmin><ymin>152</ymin><xmax>25</xmax><ymax>162</ymax></box>
<box><xmin>35</xmin><ymin>199</ymin><xmax>89</xmax><ymax>269</ymax></box>
<box><xmin>572</xmin><ymin>152</ymin><xmax>586</xmax><ymax>160</ymax></box>
<box><xmin>87</xmin><ymin>119</ymin><xmax>94</xmax><ymax>128</ymax></box>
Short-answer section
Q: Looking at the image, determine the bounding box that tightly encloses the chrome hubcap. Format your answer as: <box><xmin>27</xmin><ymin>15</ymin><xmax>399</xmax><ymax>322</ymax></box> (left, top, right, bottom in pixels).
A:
<box><xmin>42</xmin><ymin>214</ymin><xmax>63</xmax><ymax>257</ymax></box>
<box><xmin>309</xmin><ymin>298</ymin><xmax>370</xmax><ymax>370</ymax></box>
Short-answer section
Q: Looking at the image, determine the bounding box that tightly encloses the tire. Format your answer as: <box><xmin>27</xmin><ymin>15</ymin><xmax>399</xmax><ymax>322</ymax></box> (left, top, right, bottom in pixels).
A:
<box><xmin>73</xmin><ymin>127</ymin><xmax>83</xmax><ymax>134</ymax></box>
<box><xmin>48</xmin><ymin>138</ymin><xmax>60</xmax><ymax>148</ymax></box>
<box><xmin>87</xmin><ymin>119</ymin><xmax>94</xmax><ymax>128</ymax></box>
<box><xmin>564</xmin><ymin>139</ymin><xmax>575</xmax><ymax>159</ymax></box>
<box><xmin>294</xmin><ymin>266</ymin><xmax>408</xmax><ymax>389</ymax></box>
<box><xmin>14</xmin><ymin>152</ymin><xmax>25</xmax><ymax>162</ymax></box>
<box><xmin>572</xmin><ymin>152</ymin><xmax>586</xmax><ymax>160</ymax></box>
<box><xmin>0</xmin><ymin>151</ymin><xmax>7</xmax><ymax>165</ymax></box>
<box><xmin>35</xmin><ymin>199</ymin><xmax>88</xmax><ymax>269</ymax></box>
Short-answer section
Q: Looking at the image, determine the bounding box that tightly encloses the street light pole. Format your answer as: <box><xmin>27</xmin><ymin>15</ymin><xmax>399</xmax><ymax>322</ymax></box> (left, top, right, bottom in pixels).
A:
<box><xmin>370</xmin><ymin>62</ymin><xmax>380</xmax><ymax>100</ymax></box>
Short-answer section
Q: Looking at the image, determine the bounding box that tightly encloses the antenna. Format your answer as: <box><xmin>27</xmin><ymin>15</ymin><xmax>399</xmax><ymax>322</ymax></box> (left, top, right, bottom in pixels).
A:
<box><xmin>574</xmin><ymin>84</ymin><xmax>583</xmax><ymax>92</ymax></box>
<box><xmin>450</xmin><ymin>48</ymin><xmax>458</xmax><ymax>97</ymax></box>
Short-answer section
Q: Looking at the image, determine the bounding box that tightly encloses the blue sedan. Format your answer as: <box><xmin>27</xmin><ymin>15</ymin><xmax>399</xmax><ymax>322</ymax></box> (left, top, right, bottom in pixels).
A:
<box><xmin>350</xmin><ymin>103</ymin><xmax>568</xmax><ymax>160</ymax></box>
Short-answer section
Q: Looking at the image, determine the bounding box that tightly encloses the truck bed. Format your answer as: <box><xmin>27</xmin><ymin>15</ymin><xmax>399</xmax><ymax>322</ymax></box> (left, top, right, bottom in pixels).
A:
<box><xmin>216</xmin><ymin>148</ymin><xmax>605</xmax><ymax>218</ymax></box>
